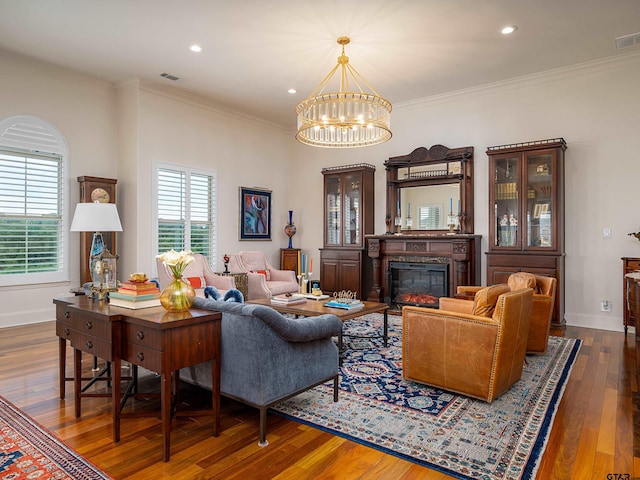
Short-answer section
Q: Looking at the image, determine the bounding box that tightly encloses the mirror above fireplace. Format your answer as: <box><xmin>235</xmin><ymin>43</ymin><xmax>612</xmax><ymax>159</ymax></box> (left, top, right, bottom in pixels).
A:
<box><xmin>385</xmin><ymin>144</ymin><xmax>474</xmax><ymax>234</ymax></box>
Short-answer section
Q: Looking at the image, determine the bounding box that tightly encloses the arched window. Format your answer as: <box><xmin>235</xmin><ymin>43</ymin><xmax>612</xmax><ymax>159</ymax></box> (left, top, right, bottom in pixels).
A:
<box><xmin>0</xmin><ymin>115</ymin><xmax>69</xmax><ymax>286</ymax></box>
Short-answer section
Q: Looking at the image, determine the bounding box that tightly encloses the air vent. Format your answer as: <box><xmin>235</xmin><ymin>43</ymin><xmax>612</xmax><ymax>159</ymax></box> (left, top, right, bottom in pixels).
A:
<box><xmin>615</xmin><ymin>32</ymin><xmax>640</xmax><ymax>50</ymax></box>
<box><xmin>160</xmin><ymin>72</ymin><xmax>180</xmax><ymax>81</ymax></box>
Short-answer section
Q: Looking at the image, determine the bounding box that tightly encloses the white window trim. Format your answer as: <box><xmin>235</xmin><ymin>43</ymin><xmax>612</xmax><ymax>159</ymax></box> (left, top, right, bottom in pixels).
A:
<box><xmin>0</xmin><ymin>115</ymin><xmax>70</xmax><ymax>287</ymax></box>
<box><xmin>152</xmin><ymin>162</ymin><xmax>217</xmax><ymax>278</ymax></box>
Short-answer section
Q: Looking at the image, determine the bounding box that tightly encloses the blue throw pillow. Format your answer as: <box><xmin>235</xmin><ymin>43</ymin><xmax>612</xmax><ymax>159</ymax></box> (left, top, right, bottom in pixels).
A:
<box><xmin>204</xmin><ymin>286</ymin><xmax>244</xmax><ymax>303</ymax></box>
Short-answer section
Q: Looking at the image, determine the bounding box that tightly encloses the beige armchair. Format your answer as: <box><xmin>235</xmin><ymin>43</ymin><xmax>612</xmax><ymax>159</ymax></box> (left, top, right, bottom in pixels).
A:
<box><xmin>403</xmin><ymin>286</ymin><xmax>533</xmax><ymax>403</ymax></box>
<box><xmin>156</xmin><ymin>253</ymin><xmax>236</xmax><ymax>298</ymax></box>
<box><xmin>228</xmin><ymin>251</ymin><xmax>299</xmax><ymax>300</ymax></box>
<box><xmin>448</xmin><ymin>272</ymin><xmax>556</xmax><ymax>354</ymax></box>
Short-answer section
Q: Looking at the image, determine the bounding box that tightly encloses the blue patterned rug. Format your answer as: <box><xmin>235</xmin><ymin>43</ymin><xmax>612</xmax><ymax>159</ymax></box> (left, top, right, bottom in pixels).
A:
<box><xmin>272</xmin><ymin>313</ymin><xmax>581</xmax><ymax>480</ymax></box>
<box><xmin>0</xmin><ymin>395</ymin><xmax>112</xmax><ymax>479</ymax></box>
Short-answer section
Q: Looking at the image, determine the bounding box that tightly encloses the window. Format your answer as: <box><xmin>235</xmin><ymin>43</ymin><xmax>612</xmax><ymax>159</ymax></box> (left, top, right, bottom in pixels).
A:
<box><xmin>0</xmin><ymin>116</ymin><xmax>68</xmax><ymax>286</ymax></box>
<box><xmin>155</xmin><ymin>164</ymin><xmax>216</xmax><ymax>266</ymax></box>
<box><xmin>418</xmin><ymin>204</ymin><xmax>442</xmax><ymax>229</ymax></box>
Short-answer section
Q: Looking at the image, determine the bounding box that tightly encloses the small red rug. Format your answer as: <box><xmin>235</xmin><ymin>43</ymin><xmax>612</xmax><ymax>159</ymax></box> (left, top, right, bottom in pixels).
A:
<box><xmin>0</xmin><ymin>395</ymin><xmax>111</xmax><ymax>479</ymax></box>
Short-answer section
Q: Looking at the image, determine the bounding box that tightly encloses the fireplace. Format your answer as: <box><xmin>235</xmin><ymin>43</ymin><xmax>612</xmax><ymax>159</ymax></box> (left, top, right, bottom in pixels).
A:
<box><xmin>388</xmin><ymin>261</ymin><xmax>448</xmax><ymax>309</ymax></box>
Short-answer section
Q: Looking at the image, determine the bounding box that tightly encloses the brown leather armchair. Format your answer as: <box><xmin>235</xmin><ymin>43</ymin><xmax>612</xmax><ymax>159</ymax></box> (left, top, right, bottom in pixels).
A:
<box><xmin>402</xmin><ymin>286</ymin><xmax>533</xmax><ymax>403</ymax></box>
<box><xmin>447</xmin><ymin>272</ymin><xmax>556</xmax><ymax>354</ymax></box>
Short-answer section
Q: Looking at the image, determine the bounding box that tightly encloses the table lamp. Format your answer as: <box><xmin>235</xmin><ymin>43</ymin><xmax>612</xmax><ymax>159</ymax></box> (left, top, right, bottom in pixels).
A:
<box><xmin>70</xmin><ymin>202</ymin><xmax>123</xmax><ymax>300</ymax></box>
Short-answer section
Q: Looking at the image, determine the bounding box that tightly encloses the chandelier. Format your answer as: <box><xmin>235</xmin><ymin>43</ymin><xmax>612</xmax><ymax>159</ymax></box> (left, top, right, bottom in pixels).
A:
<box><xmin>295</xmin><ymin>36</ymin><xmax>392</xmax><ymax>148</ymax></box>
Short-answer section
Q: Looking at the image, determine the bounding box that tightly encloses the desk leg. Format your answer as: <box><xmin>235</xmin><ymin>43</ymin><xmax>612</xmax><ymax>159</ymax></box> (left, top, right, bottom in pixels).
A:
<box><xmin>59</xmin><ymin>338</ymin><xmax>66</xmax><ymax>399</ymax></box>
<box><xmin>112</xmin><ymin>356</ymin><xmax>121</xmax><ymax>443</ymax></box>
<box><xmin>161</xmin><ymin>370</ymin><xmax>171</xmax><ymax>462</ymax></box>
<box><xmin>73</xmin><ymin>348</ymin><xmax>81</xmax><ymax>417</ymax></box>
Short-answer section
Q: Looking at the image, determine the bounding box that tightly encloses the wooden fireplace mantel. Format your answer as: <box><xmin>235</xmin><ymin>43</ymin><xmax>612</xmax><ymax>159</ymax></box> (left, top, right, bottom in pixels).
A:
<box><xmin>365</xmin><ymin>234</ymin><xmax>481</xmax><ymax>309</ymax></box>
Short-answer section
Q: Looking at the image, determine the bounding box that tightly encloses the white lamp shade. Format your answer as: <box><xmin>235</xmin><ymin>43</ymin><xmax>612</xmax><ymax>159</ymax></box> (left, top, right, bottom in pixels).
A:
<box><xmin>70</xmin><ymin>202</ymin><xmax>123</xmax><ymax>232</ymax></box>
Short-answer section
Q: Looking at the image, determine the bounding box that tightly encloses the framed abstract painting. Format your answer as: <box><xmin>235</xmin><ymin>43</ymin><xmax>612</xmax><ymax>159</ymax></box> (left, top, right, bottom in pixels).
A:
<box><xmin>239</xmin><ymin>187</ymin><xmax>272</xmax><ymax>240</ymax></box>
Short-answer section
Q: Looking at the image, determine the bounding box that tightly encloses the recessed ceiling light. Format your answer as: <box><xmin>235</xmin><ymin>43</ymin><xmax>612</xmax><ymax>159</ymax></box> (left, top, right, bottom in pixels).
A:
<box><xmin>190</xmin><ymin>44</ymin><xmax>202</xmax><ymax>53</ymax></box>
<box><xmin>288</xmin><ymin>88</ymin><xmax>297</xmax><ymax>94</ymax></box>
<box><xmin>501</xmin><ymin>25</ymin><xmax>518</xmax><ymax>35</ymax></box>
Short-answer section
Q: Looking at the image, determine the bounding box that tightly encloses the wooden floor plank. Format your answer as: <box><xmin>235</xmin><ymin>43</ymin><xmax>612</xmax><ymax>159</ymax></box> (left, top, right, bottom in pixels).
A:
<box><xmin>0</xmin><ymin>321</ymin><xmax>637</xmax><ymax>479</ymax></box>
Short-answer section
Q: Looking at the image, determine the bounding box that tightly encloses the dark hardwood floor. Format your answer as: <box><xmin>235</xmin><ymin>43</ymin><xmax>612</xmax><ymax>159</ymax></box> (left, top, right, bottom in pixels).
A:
<box><xmin>0</xmin><ymin>320</ymin><xmax>637</xmax><ymax>479</ymax></box>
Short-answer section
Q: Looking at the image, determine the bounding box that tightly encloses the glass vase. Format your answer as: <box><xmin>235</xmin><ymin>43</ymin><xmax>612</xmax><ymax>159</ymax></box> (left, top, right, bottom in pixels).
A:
<box><xmin>160</xmin><ymin>277</ymin><xmax>196</xmax><ymax>313</ymax></box>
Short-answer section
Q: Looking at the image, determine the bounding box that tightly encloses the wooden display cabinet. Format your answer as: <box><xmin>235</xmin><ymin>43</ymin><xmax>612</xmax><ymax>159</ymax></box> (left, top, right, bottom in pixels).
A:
<box><xmin>622</xmin><ymin>257</ymin><xmax>640</xmax><ymax>334</ymax></box>
<box><xmin>485</xmin><ymin>139</ymin><xmax>566</xmax><ymax>326</ymax></box>
<box><xmin>320</xmin><ymin>164</ymin><xmax>375</xmax><ymax>297</ymax></box>
<box><xmin>77</xmin><ymin>176</ymin><xmax>117</xmax><ymax>285</ymax></box>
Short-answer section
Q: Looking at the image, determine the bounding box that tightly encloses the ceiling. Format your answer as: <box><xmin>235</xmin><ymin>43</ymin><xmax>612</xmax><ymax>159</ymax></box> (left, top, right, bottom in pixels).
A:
<box><xmin>1</xmin><ymin>0</ymin><xmax>639</xmax><ymax>129</ymax></box>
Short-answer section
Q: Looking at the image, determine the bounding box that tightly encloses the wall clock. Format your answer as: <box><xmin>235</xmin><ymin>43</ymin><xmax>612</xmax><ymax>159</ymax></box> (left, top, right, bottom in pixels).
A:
<box><xmin>90</xmin><ymin>187</ymin><xmax>111</xmax><ymax>203</ymax></box>
<box><xmin>77</xmin><ymin>176</ymin><xmax>118</xmax><ymax>285</ymax></box>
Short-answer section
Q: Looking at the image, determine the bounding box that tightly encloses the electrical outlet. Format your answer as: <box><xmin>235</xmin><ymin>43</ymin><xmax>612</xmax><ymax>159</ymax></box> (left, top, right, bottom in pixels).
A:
<box><xmin>603</xmin><ymin>227</ymin><xmax>612</xmax><ymax>238</ymax></box>
<box><xmin>600</xmin><ymin>300</ymin><xmax>612</xmax><ymax>312</ymax></box>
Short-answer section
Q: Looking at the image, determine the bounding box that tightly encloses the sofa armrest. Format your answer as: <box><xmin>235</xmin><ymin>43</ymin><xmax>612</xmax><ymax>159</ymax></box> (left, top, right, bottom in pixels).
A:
<box><xmin>245</xmin><ymin>272</ymin><xmax>271</xmax><ymax>300</ymax></box>
<box><xmin>269</xmin><ymin>268</ymin><xmax>297</xmax><ymax>283</ymax></box>
<box><xmin>438</xmin><ymin>297</ymin><xmax>474</xmax><ymax>314</ymax></box>
<box><xmin>203</xmin><ymin>272</ymin><xmax>236</xmax><ymax>290</ymax></box>
<box><xmin>456</xmin><ymin>285</ymin><xmax>483</xmax><ymax>296</ymax></box>
<box><xmin>249</xmin><ymin>305</ymin><xmax>343</xmax><ymax>342</ymax></box>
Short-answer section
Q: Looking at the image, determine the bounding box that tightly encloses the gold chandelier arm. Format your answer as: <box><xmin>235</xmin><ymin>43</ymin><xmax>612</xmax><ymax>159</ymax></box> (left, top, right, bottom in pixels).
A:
<box><xmin>306</xmin><ymin>61</ymin><xmax>341</xmax><ymax>98</ymax></box>
<box><xmin>344</xmin><ymin>62</ymin><xmax>383</xmax><ymax>97</ymax></box>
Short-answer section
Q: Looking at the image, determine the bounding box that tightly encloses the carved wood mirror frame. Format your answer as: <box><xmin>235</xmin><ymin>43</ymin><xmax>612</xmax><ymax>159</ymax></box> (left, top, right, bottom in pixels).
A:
<box><xmin>385</xmin><ymin>144</ymin><xmax>474</xmax><ymax>234</ymax></box>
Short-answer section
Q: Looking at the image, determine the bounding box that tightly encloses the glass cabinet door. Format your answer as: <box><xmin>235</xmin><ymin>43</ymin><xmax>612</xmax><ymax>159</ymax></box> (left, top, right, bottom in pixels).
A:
<box><xmin>325</xmin><ymin>175</ymin><xmax>341</xmax><ymax>246</ymax></box>
<box><xmin>493</xmin><ymin>156</ymin><xmax>520</xmax><ymax>248</ymax></box>
<box><xmin>525</xmin><ymin>152</ymin><xmax>555</xmax><ymax>249</ymax></box>
<box><xmin>343</xmin><ymin>173</ymin><xmax>361</xmax><ymax>246</ymax></box>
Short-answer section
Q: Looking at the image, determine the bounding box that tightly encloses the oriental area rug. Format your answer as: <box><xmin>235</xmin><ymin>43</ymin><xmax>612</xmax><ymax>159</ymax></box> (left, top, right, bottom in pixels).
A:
<box><xmin>0</xmin><ymin>395</ymin><xmax>112</xmax><ymax>479</ymax></box>
<box><xmin>272</xmin><ymin>313</ymin><xmax>581</xmax><ymax>480</ymax></box>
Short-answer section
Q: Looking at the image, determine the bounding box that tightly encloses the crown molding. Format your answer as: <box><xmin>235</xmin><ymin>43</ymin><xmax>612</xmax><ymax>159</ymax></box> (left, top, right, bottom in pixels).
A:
<box><xmin>0</xmin><ymin>47</ymin><xmax>113</xmax><ymax>89</ymax></box>
<box><xmin>396</xmin><ymin>51</ymin><xmax>640</xmax><ymax>111</ymax></box>
<box><xmin>132</xmin><ymin>79</ymin><xmax>289</xmax><ymax>134</ymax></box>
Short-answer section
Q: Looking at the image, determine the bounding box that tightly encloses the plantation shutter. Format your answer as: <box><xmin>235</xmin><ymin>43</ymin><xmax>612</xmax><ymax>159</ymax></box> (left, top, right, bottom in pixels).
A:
<box><xmin>156</xmin><ymin>165</ymin><xmax>216</xmax><ymax>263</ymax></box>
<box><xmin>0</xmin><ymin>149</ymin><xmax>64</xmax><ymax>277</ymax></box>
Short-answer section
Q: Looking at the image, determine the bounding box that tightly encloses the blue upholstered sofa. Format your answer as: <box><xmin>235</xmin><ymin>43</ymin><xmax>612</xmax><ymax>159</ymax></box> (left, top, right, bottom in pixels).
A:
<box><xmin>180</xmin><ymin>297</ymin><xmax>343</xmax><ymax>446</ymax></box>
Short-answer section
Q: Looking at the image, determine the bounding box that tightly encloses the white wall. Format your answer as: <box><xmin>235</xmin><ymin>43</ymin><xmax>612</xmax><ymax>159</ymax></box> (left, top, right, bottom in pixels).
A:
<box><xmin>0</xmin><ymin>51</ymin><xmax>117</xmax><ymax>327</ymax></box>
<box><xmin>130</xmin><ymin>83</ymin><xmax>292</xmax><ymax>277</ymax></box>
<box><xmin>288</xmin><ymin>53</ymin><xmax>640</xmax><ymax>332</ymax></box>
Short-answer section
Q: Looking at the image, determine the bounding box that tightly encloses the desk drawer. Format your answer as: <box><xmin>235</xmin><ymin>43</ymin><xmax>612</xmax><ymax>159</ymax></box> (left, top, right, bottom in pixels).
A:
<box><xmin>124</xmin><ymin>343</ymin><xmax>162</xmax><ymax>372</ymax></box>
<box><xmin>70</xmin><ymin>315</ymin><xmax>112</xmax><ymax>340</ymax></box>
<box><xmin>125</xmin><ymin>323</ymin><xmax>162</xmax><ymax>349</ymax></box>
<box><xmin>56</xmin><ymin>322</ymin><xmax>72</xmax><ymax>340</ymax></box>
<box><xmin>70</xmin><ymin>332</ymin><xmax>113</xmax><ymax>360</ymax></box>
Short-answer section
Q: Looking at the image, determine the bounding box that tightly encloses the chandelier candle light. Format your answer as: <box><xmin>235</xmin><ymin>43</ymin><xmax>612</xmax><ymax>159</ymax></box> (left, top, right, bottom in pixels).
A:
<box><xmin>156</xmin><ymin>249</ymin><xmax>196</xmax><ymax>312</ymax></box>
<box><xmin>295</xmin><ymin>36</ymin><xmax>392</xmax><ymax>148</ymax></box>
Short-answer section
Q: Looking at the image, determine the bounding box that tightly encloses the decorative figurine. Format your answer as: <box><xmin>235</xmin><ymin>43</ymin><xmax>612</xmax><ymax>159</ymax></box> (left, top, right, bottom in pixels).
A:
<box><xmin>223</xmin><ymin>254</ymin><xmax>230</xmax><ymax>274</ymax></box>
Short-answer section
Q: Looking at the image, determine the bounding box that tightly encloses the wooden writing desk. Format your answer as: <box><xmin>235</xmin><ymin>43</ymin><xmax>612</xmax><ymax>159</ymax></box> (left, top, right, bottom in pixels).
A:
<box><xmin>54</xmin><ymin>296</ymin><xmax>221</xmax><ymax>461</ymax></box>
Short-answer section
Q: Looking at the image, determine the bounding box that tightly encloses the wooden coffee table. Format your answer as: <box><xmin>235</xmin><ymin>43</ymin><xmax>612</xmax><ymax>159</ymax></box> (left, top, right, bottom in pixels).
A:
<box><xmin>248</xmin><ymin>298</ymin><xmax>389</xmax><ymax>355</ymax></box>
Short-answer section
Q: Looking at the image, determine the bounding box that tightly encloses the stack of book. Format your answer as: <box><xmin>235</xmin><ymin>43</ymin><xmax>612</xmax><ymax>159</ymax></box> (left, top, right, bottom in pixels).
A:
<box><xmin>296</xmin><ymin>293</ymin><xmax>330</xmax><ymax>301</ymax></box>
<box><xmin>324</xmin><ymin>299</ymin><xmax>364</xmax><ymax>310</ymax></box>
<box><xmin>270</xmin><ymin>294</ymin><xmax>307</xmax><ymax>306</ymax></box>
<box><xmin>109</xmin><ymin>280</ymin><xmax>161</xmax><ymax>309</ymax></box>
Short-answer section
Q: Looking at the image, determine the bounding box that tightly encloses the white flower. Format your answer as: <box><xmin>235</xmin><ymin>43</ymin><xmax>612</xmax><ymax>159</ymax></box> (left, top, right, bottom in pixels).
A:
<box><xmin>156</xmin><ymin>249</ymin><xmax>194</xmax><ymax>279</ymax></box>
